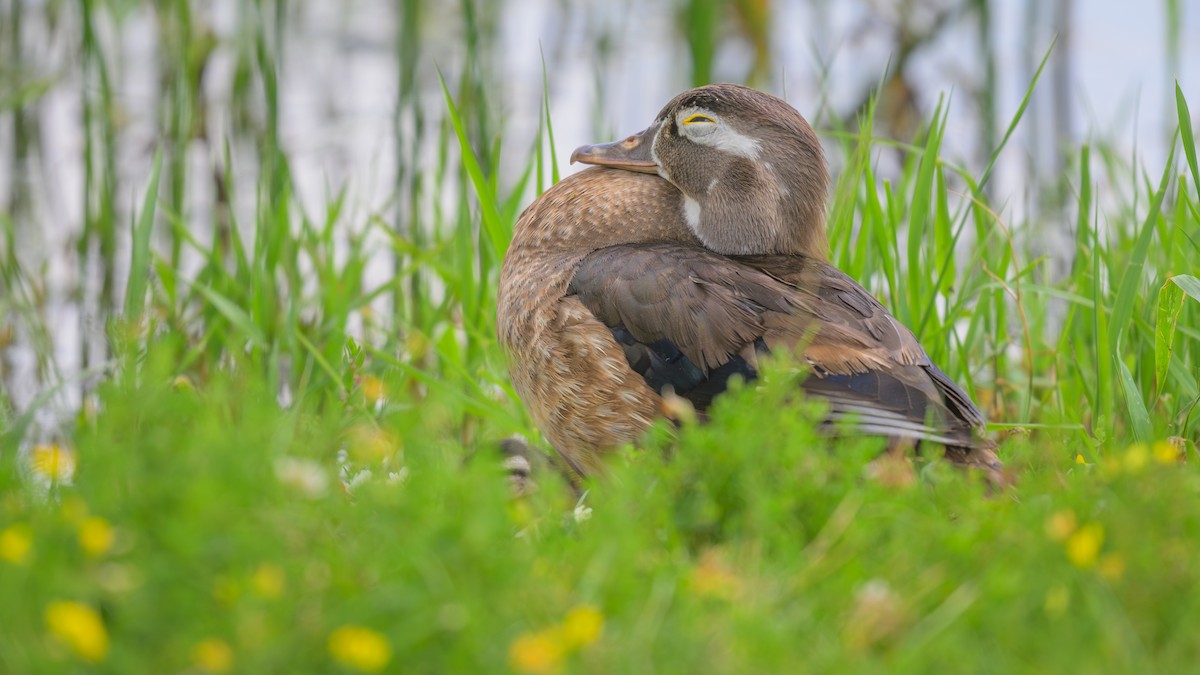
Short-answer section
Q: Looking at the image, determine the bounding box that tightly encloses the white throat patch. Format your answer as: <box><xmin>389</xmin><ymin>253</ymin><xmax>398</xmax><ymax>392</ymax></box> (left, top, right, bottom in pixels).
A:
<box><xmin>682</xmin><ymin>196</ymin><xmax>701</xmax><ymax>229</ymax></box>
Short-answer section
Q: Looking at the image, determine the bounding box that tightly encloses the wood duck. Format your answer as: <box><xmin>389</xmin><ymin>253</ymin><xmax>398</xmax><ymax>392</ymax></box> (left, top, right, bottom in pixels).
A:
<box><xmin>498</xmin><ymin>83</ymin><xmax>1001</xmax><ymax>481</ymax></box>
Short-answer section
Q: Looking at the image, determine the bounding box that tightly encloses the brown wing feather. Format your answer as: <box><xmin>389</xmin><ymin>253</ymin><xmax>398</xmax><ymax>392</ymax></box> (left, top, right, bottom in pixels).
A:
<box><xmin>570</xmin><ymin>244</ymin><xmax>795</xmax><ymax>371</ymax></box>
<box><xmin>745</xmin><ymin>255</ymin><xmax>991</xmax><ymax>442</ymax></box>
<box><xmin>569</xmin><ymin>243</ymin><xmax>993</xmax><ymax>454</ymax></box>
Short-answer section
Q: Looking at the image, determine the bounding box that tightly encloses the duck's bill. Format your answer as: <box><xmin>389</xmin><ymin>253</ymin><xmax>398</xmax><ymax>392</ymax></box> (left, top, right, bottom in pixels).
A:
<box><xmin>569</xmin><ymin>123</ymin><xmax>659</xmax><ymax>174</ymax></box>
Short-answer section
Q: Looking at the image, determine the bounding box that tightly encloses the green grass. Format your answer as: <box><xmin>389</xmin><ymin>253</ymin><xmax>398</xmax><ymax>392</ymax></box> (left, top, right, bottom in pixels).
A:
<box><xmin>2</xmin><ymin>2</ymin><xmax>1200</xmax><ymax>673</ymax></box>
<box><xmin>3</xmin><ymin>350</ymin><xmax>1200</xmax><ymax>673</ymax></box>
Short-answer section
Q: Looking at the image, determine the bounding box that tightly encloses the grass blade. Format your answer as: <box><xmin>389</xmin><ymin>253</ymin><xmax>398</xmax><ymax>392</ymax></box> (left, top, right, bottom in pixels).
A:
<box><xmin>540</xmin><ymin>46</ymin><xmax>560</xmax><ymax>184</ymax></box>
<box><xmin>1171</xmin><ymin>273</ymin><xmax>1200</xmax><ymax>302</ymax></box>
<box><xmin>295</xmin><ymin>330</ymin><xmax>345</xmax><ymax>396</ymax></box>
<box><xmin>1109</xmin><ymin>140</ymin><xmax>1176</xmax><ymax>357</ymax></box>
<box><xmin>1090</xmin><ymin>181</ymin><xmax>1110</xmax><ymax>429</ymax></box>
<box><xmin>1177</xmin><ymin>82</ymin><xmax>1199</xmax><ymax>196</ymax></box>
<box><xmin>904</xmin><ymin>100</ymin><xmax>946</xmax><ymax>328</ymax></box>
<box><xmin>1155</xmin><ymin>279</ymin><xmax>1184</xmax><ymax>394</ymax></box>
<box><xmin>124</xmin><ymin>149</ymin><xmax>162</xmax><ymax>317</ymax></box>
<box><xmin>1117</xmin><ymin>353</ymin><xmax>1153</xmax><ymax>443</ymax></box>
<box><xmin>438</xmin><ymin>68</ymin><xmax>508</xmax><ymax>261</ymax></box>
<box><xmin>186</xmin><ymin>280</ymin><xmax>269</xmax><ymax>348</ymax></box>
<box><xmin>978</xmin><ymin>35</ymin><xmax>1057</xmax><ymax>190</ymax></box>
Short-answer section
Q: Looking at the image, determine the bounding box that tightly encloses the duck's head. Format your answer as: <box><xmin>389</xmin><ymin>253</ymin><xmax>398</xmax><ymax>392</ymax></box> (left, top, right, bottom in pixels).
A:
<box><xmin>570</xmin><ymin>83</ymin><xmax>829</xmax><ymax>258</ymax></box>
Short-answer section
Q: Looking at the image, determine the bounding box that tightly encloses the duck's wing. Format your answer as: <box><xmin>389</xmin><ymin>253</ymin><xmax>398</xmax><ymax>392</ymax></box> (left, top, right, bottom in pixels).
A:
<box><xmin>742</xmin><ymin>254</ymin><xmax>989</xmax><ymax>442</ymax></box>
<box><xmin>568</xmin><ymin>243</ymin><xmax>790</xmax><ymax>411</ymax></box>
<box><xmin>567</xmin><ymin>243</ymin><xmax>993</xmax><ymax>453</ymax></box>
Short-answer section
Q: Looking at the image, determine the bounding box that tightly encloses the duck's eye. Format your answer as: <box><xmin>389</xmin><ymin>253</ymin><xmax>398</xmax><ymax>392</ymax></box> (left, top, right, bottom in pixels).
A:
<box><xmin>682</xmin><ymin>113</ymin><xmax>716</xmax><ymax>126</ymax></box>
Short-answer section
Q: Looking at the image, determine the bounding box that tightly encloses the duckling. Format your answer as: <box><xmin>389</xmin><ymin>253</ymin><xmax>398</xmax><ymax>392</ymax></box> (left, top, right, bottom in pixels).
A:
<box><xmin>498</xmin><ymin>83</ymin><xmax>1000</xmax><ymax>481</ymax></box>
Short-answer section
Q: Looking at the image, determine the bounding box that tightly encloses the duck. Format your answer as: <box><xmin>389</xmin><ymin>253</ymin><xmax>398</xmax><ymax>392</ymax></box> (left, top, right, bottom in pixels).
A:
<box><xmin>497</xmin><ymin>83</ymin><xmax>1001</xmax><ymax>482</ymax></box>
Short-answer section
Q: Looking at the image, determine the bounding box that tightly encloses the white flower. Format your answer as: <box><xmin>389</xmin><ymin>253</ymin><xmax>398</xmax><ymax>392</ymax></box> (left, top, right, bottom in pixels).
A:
<box><xmin>342</xmin><ymin>469</ymin><xmax>373</xmax><ymax>492</ymax></box>
<box><xmin>573</xmin><ymin>494</ymin><xmax>593</xmax><ymax>523</ymax></box>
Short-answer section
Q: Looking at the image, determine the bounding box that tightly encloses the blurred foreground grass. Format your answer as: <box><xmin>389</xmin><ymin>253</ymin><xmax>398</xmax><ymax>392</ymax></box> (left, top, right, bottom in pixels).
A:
<box><xmin>2</xmin><ymin>347</ymin><xmax>1200</xmax><ymax>673</ymax></box>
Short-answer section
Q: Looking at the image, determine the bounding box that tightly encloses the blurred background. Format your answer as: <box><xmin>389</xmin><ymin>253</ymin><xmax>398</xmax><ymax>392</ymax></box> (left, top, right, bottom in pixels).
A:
<box><xmin>1</xmin><ymin>0</ymin><xmax>1198</xmax><ymax>435</ymax></box>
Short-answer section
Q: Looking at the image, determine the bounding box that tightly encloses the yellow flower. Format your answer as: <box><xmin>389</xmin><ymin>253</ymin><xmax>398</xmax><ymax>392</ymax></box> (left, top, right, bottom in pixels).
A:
<box><xmin>78</xmin><ymin>517</ymin><xmax>115</xmax><ymax>558</ymax></box>
<box><xmin>0</xmin><ymin>523</ymin><xmax>32</xmax><ymax>565</ymax></box>
<box><xmin>251</xmin><ymin>564</ymin><xmax>286</xmax><ymax>599</ymax></box>
<box><xmin>193</xmin><ymin>638</ymin><xmax>234</xmax><ymax>673</ymax></box>
<box><xmin>29</xmin><ymin>444</ymin><xmax>76</xmax><ymax>482</ymax></box>
<box><xmin>1153</xmin><ymin>440</ymin><xmax>1179</xmax><ymax>465</ymax></box>
<box><xmin>1123</xmin><ymin>443</ymin><xmax>1149</xmax><ymax>472</ymax></box>
<box><xmin>345</xmin><ymin>425</ymin><xmax>399</xmax><ymax>464</ymax></box>
<box><xmin>1098</xmin><ymin>553</ymin><xmax>1126</xmax><ymax>581</ymax></box>
<box><xmin>45</xmin><ymin>600</ymin><xmax>108</xmax><ymax>662</ymax></box>
<box><xmin>328</xmin><ymin>625</ymin><xmax>391</xmax><ymax>672</ymax></box>
<box><xmin>508</xmin><ymin>604</ymin><xmax>603</xmax><ymax>673</ymax></box>
<box><xmin>1065</xmin><ymin>523</ymin><xmax>1105</xmax><ymax>568</ymax></box>
<box><xmin>1044</xmin><ymin>510</ymin><xmax>1077</xmax><ymax>541</ymax></box>
<box><xmin>359</xmin><ymin>375</ymin><xmax>386</xmax><ymax>403</ymax></box>
<box><xmin>508</xmin><ymin>628</ymin><xmax>565</xmax><ymax>675</ymax></box>
<box><xmin>1074</xmin><ymin>453</ymin><xmax>1086</xmax><ymax>465</ymax></box>
<box><xmin>559</xmin><ymin>605</ymin><xmax>603</xmax><ymax>650</ymax></box>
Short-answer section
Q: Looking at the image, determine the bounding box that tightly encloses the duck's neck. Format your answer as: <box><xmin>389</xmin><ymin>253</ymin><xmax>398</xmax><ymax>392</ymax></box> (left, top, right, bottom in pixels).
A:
<box><xmin>681</xmin><ymin>157</ymin><xmax>828</xmax><ymax>260</ymax></box>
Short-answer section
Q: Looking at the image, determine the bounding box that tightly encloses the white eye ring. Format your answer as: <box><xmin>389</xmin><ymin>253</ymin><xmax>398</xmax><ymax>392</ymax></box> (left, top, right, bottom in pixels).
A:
<box><xmin>678</xmin><ymin>111</ymin><xmax>718</xmax><ymax>138</ymax></box>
